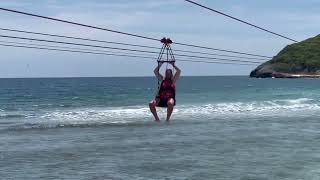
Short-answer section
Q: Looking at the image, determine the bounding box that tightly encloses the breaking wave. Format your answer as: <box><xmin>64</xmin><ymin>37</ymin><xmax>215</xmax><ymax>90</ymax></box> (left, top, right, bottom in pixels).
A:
<box><xmin>4</xmin><ymin>98</ymin><xmax>320</xmax><ymax>130</ymax></box>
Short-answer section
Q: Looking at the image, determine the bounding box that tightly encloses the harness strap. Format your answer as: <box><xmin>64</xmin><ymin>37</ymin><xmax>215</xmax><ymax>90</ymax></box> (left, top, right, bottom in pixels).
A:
<box><xmin>157</xmin><ymin>61</ymin><xmax>160</xmax><ymax>94</ymax></box>
<box><xmin>156</xmin><ymin>38</ymin><xmax>175</xmax><ymax>96</ymax></box>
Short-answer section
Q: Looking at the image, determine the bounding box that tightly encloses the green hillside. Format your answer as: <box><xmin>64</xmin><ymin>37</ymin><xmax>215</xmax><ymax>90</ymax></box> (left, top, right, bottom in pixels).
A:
<box><xmin>250</xmin><ymin>34</ymin><xmax>320</xmax><ymax>78</ymax></box>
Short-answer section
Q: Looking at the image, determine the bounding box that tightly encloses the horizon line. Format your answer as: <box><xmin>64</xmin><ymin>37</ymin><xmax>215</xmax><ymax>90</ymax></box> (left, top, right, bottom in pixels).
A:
<box><xmin>0</xmin><ymin>75</ymin><xmax>249</xmax><ymax>79</ymax></box>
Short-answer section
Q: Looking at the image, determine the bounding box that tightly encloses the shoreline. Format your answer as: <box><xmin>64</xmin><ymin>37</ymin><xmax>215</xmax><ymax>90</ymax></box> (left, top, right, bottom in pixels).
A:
<box><xmin>251</xmin><ymin>72</ymin><xmax>320</xmax><ymax>78</ymax></box>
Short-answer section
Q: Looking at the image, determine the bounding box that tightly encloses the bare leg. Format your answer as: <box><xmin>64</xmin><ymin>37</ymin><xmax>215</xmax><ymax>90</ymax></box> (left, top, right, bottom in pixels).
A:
<box><xmin>166</xmin><ymin>98</ymin><xmax>175</xmax><ymax>121</ymax></box>
<box><xmin>149</xmin><ymin>100</ymin><xmax>160</xmax><ymax>121</ymax></box>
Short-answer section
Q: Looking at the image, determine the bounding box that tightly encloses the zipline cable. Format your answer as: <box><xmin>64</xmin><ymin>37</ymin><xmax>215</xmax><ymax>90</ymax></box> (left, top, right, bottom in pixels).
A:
<box><xmin>0</xmin><ymin>27</ymin><xmax>158</xmax><ymax>50</ymax></box>
<box><xmin>0</xmin><ymin>43</ymin><xmax>259</xmax><ymax>66</ymax></box>
<box><xmin>0</xmin><ymin>8</ymin><xmax>271</xmax><ymax>58</ymax></box>
<box><xmin>0</xmin><ymin>40</ymin><xmax>156</xmax><ymax>57</ymax></box>
<box><xmin>0</xmin><ymin>27</ymin><xmax>271</xmax><ymax>60</ymax></box>
<box><xmin>173</xmin><ymin>42</ymin><xmax>269</xmax><ymax>58</ymax></box>
<box><xmin>0</xmin><ymin>34</ymin><xmax>265</xmax><ymax>64</ymax></box>
<box><xmin>0</xmin><ymin>38</ymin><xmax>259</xmax><ymax>65</ymax></box>
<box><xmin>0</xmin><ymin>40</ymin><xmax>259</xmax><ymax>65</ymax></box>
<box><xmin>184</xmin><ymin>0</ymin><xmax>298</xmax><ymax>42</ymax></box>
<box><xmin>0</xmin><ymin>8</ymin><xmax>159</xmax><ymax>41</ymax></box>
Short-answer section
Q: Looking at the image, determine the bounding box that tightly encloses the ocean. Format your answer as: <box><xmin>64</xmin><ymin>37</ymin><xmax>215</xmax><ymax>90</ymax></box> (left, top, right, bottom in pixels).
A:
<box><xmin>1</xmin><ymin>76</ymin><xmax>320</xmax><ymax>180</ymax></box>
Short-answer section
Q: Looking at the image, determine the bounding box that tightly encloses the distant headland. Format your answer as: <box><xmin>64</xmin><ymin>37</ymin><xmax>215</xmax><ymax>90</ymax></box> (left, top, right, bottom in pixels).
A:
<box><xmin>250</xmin><ymin>34</ymin><xmax>320</xmax><ymax>78</ymax></box>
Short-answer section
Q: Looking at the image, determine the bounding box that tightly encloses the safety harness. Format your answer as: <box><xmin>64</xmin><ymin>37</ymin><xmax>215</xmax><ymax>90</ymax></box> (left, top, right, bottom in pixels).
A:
<box><xmin>155</xmin><ymin>38</ymin><xmax>176</xmax><ymax>107</ymax></box>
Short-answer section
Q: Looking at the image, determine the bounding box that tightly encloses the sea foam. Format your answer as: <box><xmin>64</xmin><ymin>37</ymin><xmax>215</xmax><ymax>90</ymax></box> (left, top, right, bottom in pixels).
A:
<box><xmin>7</xmin><ymin>98</ymin><xmax>318</xmax><ymax>130</ymax></box>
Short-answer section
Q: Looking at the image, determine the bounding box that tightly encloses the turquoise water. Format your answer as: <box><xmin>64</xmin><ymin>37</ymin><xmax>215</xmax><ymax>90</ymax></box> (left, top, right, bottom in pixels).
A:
<box><xmin>1</xmin><ymin>76</ymin><xmax>320</xmax><ymax>179</ymax></box>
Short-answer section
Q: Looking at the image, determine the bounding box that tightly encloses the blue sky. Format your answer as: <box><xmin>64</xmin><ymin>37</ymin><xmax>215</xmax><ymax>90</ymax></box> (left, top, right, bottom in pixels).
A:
<box><xmin>0</xmin><ymin>0</ymin><xmax>319</xmax><ymax>77</ymax></box>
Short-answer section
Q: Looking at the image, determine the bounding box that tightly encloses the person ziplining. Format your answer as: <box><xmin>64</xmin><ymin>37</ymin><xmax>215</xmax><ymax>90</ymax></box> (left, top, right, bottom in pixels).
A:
<box><xmin>149</xmin><ymin>38</ymin><xmax>181</xmax><ymax>122</ymax></box>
